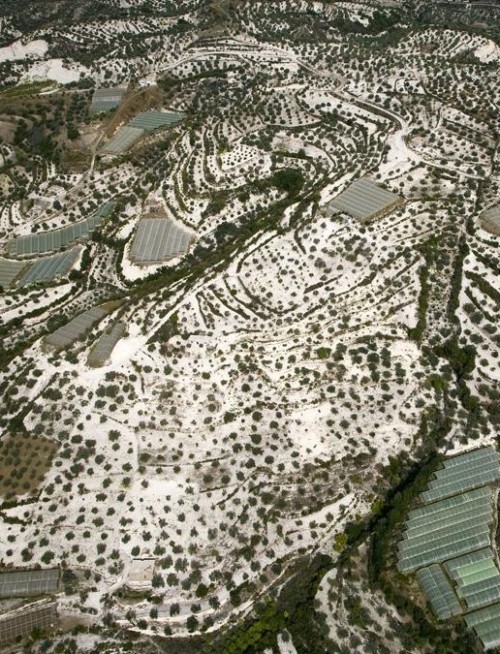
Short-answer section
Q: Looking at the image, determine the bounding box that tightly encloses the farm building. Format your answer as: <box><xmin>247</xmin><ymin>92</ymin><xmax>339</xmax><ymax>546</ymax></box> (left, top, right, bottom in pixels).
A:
<box><xmin>0</xmin><ymin>568</ymin><xmax>60</xmax><ymax>599</ymax></box>
<box><xmin>90</xmin><ymin>87</ymin><xmax>127</xmax><ymax>114</ymax></box>
<box><xmin>396</xmin><ymin>446</ymin><xmax>500</xmax><ymax>651</ymax></box>
<box><xmin>328</xmin><ymin>177</ymin><xmax>404</xmax><ymax>223</ymax></box>
<box><xmin>130</xmin><ymin>216</ymin><xmax>193</xmax><ymax>264</ymax></box>
<box><xmin>480</xmin><ymin>206</ymin><xmax>500</xmax><ymax>235</ymax></box>
<box><xmin>126</xmin><ymin>559</ymin><xmax>155</xmax><ymax>591</ymax></box>
<box><xmin>0</xmin><ymin>602</ymin><xmax>58</xmax><ymax>648</ymax></box>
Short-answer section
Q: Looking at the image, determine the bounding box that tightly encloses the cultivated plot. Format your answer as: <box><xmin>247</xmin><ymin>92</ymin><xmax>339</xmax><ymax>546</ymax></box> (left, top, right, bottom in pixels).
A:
<box><xmin>0</xmin><ymin>434</ymin><xmax>58</xmax><ymax>500</ymax></box>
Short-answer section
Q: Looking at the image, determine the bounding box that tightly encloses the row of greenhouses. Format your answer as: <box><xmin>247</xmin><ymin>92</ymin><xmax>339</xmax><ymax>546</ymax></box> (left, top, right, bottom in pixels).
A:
<box><xmin>397</xmin><ymin>446</ymin><xmax>500</xmax><ymax>651</ymax></box>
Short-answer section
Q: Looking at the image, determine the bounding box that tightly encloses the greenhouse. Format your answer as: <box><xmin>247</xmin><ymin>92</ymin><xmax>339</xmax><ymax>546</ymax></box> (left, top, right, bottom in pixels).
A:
<box><xmin>421</xmin><ymin>447</ymin><xmax>500</xmax><ymax>503</ymax></box>
<box><xmin>101</xmin><ymin>110</ymin><xmax>185</xmax><ymax>155</ymax></box>
<box><xmin>101</xmin><ymin>126</ymin><xmax>144</xmax><ymax>155</ymax></box>
<box><xmin>0</xmin><ymin>569</ymin><xmax>59</xmax><ymax>599</ymax></box>
<box><xmin>329</xmin><ymin>178</ymin><xmax>403</xmax><ymax>222</ymax></box>
<box><xmin>396</xmin><ymin>447</ymin><xmax>500</xmax><ymax>650</ymax></box>
<box><xmin>416</xmin><ymin>565</ymin><xmax>462</xmax><ymax>619</ymax></box>
<box><xmin>18</xmin><ymin>248</ymin><xmax>80</xmax><ymax>287</ymax></box>
<box><xmin>129</xmin><ymin>110</ymin><xmax>185</xmax><ymax>131</ymax></box>
<box><xmin>130</xmin><ymin>217</ymin><xmax>193</xmax><ymax>263</ymax></box>
<box><xmin>87</xmin><ymin>322</ymin><xmax>126</xmax><ymax>367</ymax></box>
<box><xmin>480</xmin><ymin>206</ymin><xmax>500</xmax><ymax>235</ymax></box>
<box><xmin>8</xmin><ymin>202</ymin><xmax>115</xmax><ymax>257</ymax></box>
<box><xmin>90</xmin><ymin>87</ymin><xmax>127</xmax><ymax>114</ymax></box>
<box><xmin>0</xmin><ymin>258</ymin><xmax>27</xmax><ymax>289</ymax></box>
<box><xmin>465</xmin><ymin>603</ymin><xmax>500</xmax><ymax>650</ymax></box>
<box><xmin>0</xmin><ymin>603</ymin><xmax>58</xmax><ymax>648</ymax></box>
<box><xmin>45</xmin><ymin>306</ymin><xmax>107</xmax><ymax>349</ymax></box>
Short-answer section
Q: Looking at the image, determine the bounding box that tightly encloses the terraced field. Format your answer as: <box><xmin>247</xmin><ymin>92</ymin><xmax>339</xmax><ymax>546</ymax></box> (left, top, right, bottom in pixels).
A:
<box><xmin>0</xmin><ymin>2</ymin><xmax>499</xmax><ymax>654</ymax></box>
